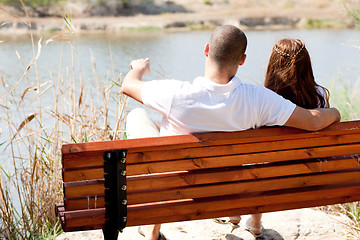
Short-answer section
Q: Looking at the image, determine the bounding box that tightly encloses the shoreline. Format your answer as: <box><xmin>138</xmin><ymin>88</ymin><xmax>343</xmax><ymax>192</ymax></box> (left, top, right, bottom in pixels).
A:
<box><xmin>0</xmin><ymin>4</ymin><xmax>356</xmax><ymax>35</ymax></box>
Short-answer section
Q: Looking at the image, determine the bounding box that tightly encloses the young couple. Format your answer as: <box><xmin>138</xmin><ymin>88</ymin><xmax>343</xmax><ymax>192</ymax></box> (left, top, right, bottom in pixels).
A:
<box><xmin>121</xmin><ymin>25</ymin><xmax>340</xmax><ymax>240</ymax></box>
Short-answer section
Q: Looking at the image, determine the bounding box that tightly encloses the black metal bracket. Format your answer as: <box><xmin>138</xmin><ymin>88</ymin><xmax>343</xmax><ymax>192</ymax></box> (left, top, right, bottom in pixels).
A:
<box><xmin>103</xmin><ymin>150</ymin><xmax>127</xmax><ymax>240</ymax></box>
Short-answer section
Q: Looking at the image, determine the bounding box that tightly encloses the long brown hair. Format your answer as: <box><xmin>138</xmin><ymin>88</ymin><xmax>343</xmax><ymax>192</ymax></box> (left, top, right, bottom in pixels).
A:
<box><xmin>265</xmin><ymin>38</ymin><xmax>329</xmax><ymax>109</ymax></box>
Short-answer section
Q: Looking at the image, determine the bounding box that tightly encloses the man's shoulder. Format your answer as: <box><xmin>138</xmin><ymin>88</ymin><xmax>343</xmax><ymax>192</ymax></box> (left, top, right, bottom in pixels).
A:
<box><xmin>233</xmin><ymin>80</ymin><xmax>269</xmax><ymax>93</ymax></box>
<box><xmin>144</xmin><ymin>79</ymin><xmax>191</xmax><ymax>89</ymax></box>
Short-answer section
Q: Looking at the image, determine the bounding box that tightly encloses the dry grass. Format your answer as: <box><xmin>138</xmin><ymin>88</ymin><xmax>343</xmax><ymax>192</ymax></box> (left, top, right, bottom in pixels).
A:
<box><xmin>0</xmin><ymin>7</ymin><xmax>127</xmax><ymax>239</ymax></box>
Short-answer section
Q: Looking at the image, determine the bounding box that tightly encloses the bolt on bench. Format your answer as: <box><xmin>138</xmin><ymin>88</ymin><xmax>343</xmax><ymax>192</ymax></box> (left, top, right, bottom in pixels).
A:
<box><xmin>56</xmin><ymin>120</ymin><xmax>360</xmax><ymax>239</ymax></box>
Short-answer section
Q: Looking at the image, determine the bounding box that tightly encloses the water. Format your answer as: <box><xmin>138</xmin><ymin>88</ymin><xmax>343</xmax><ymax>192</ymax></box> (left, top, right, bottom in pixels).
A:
<box><xmin>0</xmin><ymin>29</ymin><xmax>359</xmax><ymax>167</ymax></box>
<box><xmin>2</xmin><ymin>29</ymin><xmax>359</xmax><ymax>90</ymax></box>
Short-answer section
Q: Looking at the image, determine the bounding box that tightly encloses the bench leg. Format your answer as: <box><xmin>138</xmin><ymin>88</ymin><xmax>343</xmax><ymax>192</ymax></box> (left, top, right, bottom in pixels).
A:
<box><xmin>102</xmin><ymin>226</ymin><xmax>119</xmax><ymax>240</ymax></box>
<box><xmin>103</xmin><ymin>150</ymin><xmax>128</xmax><ymax>240</ymax></box>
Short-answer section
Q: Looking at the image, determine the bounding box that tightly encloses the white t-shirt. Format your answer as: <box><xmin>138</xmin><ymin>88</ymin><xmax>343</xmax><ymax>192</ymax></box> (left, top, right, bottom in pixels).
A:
<box><xmin>142</xmin><ymin>76</ymin><xmax>296</xmax><ymax>136</ymax></box>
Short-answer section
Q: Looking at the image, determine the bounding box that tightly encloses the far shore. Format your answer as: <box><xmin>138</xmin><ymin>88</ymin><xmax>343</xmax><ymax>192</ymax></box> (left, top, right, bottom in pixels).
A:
<box><xmin>0</xmin><ymin>4</ymin><xmax>356</xmax><ymax>35</ymax></box>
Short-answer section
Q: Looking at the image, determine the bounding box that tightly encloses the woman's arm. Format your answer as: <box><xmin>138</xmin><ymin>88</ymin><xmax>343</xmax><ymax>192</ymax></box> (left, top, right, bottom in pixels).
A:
<box><xmin>284</xmin><ymin>106</ymin><xmax>341</xmax><ymax>131</ymax></box>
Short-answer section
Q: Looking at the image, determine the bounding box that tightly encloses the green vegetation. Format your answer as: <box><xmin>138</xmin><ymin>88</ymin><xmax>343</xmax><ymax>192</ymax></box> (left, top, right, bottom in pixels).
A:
<box><xmin>282</xmin><ymin>0</ymin><xmax>294</xmax><ymax>9</ymax></box>
<box><xmin>125</xmin><ymin>26</ymin><xmax>162</xmax><ymax>32</ymax></box>
<box><xmin>186</xmin><ymin>21</ymin><xmax>216</xmax><ymax>31</ymax></box>
<box><xmin>343</xmin><ymin>0</ymin><xmax>360</xmax><ymax>27</ymax></box>
<box><xmin>330</xmin><ymin>75</ymin><xmax>360</xmax><ymax>121</ymax></box>
<box><xmin>349</xmin><ymin>8</ymin><xmax>360</xmax><ymax>25</ymax></box>
<box><xmin>204</xmin><ymin>0</ymin><xmax>212</xmax><ymax>6</ymax></box>
<box><xmin>0</xmin><ymin>0</ymin><xmax>63</xmax><ymax>7</ymax></box>
<box><xmin>0</xmin><ymin>0</ymin><xmax>65</xmax><ymax>15</ymax></box>
<box><xmin>302</xmin><ymin>18</ymin><xmax>347</xmax><ymax>29</ymax></box>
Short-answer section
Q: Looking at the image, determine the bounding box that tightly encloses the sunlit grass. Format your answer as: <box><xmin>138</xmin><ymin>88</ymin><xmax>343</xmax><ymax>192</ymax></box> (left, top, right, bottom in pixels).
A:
<box><xmin>329</xmin><ymin>74</ymin><xmax>360</xmax><ymax>121</ymax></box>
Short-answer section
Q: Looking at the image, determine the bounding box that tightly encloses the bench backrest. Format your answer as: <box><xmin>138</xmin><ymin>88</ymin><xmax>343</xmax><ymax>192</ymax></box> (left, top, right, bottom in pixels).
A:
<box><xmin>59</xmin><ymin>120</ymin><xmax>360</xmax><ymax>232</ymax></box>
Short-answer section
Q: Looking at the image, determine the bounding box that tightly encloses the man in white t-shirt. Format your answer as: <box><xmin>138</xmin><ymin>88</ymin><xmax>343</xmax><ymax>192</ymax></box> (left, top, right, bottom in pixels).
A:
<box><xmin>121</xmin><ymin>25</ymin><xmax>340</xmax><ymax>240</ymax></box>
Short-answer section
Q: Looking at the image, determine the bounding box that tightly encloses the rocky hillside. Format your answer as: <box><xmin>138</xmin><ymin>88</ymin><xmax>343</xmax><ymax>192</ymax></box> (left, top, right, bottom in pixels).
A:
<box><xmin>1</xmin><ymin>0</ymin><xmax>188</xmax><ymax>17</ymax></box>
<box><xmin>0</xmin><ymin>0</ymin><xmax>356</xmax><ymax>18</ymax></box>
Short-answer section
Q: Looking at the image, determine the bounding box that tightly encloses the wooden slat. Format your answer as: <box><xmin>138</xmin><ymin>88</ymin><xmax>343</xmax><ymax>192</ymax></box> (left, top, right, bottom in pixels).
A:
<box><xmin>126</xmin><ymin>134</ymin><xmax>360</xmax><ymax>164</ymax></box>
<box><xmin>63</xmin><ymin>224</ymin><xmax>105</xmax><ymax>232</ymax></box>
<box><xmin>64</xmin><ymin>169</ymin><xmax>360</xmax><ymax>210</ymax></box>
<box><xmin>65</xmin><ymin>196</ymin><xmax>105</xmax><ymax>211</ymax></box>
<box><xmin>62</xmin><ymin>152</ymin><xmax>103</xmax><ymax>169</ymax></box>
<box><xmin>173</xmin><ymin>195</ymin><xmax>360</xmax><ymax>227</ymax></box>
<box><xmin>61</xmin><ymin>127</ymin><xmax>305</xmax><ymax>155</ymax></box>
<box><xmin>63</xmin><ymin>167</ymin><xmax>104</xmax><ymax>182</ymax></box>
<box><xmin>64</xmin><ymin>179</ymin><xmax>104</xmax><ymax>198</ymax></box>
<box><xmin>127</xmin><ymin>144</ymin><xmax>360</xmax><ymax>175</ymax></box>
<box><xmin>61</xmin><ymin>121</ymin><xmax>360</xmax><ymax>156</ymax></box>
<box><xmin>128</xmin><ymin>170</ymin><xmax>360</xmax><ymax>204</ymax></box>
<box><xmin>62</xmin><ymin>143</ymin><xmax>360</xmax><ymax>178</ymax></box>
<box><xmin>127</xmin><ymin>156</ymin><xmax>360</xmax><ymax>191</ymax></box>
<box><xmin>64</xmin><ymin>208</ymin><xmax>105</xmax><ymax>230</ymax></box>
<box><xmin>55</xmin><ymin>203</ymin><xmax>64</xmax><ymax>216</ymax></box>
<box><xmin>61</xmin><ymin>131</ymin><xmax>360</xmax><ymax>170</ymax></box>
<box><xmin>62</xmin><ymin>133</ymin><xmax>360</xmax><ymax>180</ymax></box>
<box><xmin>125</xmin><ymin>184</ymin><xmax>360</xmax><ymax>226</ymax></box>
<box><xmin>62</xmin><ymin>156</ymin><xmax>360</xmax><ymax>201</ymax></box>
<box><xmin>62</xmin><ymin>184</ymin><xmax>360</xmax><ymax>228</ymax></box>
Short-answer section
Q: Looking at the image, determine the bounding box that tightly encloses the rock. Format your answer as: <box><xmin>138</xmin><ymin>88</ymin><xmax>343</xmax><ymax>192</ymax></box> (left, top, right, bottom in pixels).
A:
<box><xmin>165</xmin><ymin>21</ymin><xmax>187</xmax><ymax>28</ymax></box>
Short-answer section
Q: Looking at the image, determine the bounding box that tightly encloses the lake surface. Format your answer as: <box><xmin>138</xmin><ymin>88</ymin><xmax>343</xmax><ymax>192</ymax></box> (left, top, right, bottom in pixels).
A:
<box><xmin>2</xmin><ymin>29</ymin><xmax>359</xmax><ymax>105</ymax></box>
<box><xmin>0</xmin><ymin>29</ymin><xmax>359</xmax><ymax>166</ymax></box>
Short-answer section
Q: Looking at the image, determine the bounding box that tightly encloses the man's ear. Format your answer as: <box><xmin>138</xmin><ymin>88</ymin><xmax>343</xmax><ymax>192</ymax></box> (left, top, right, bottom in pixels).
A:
<box><xmin>239</xmin><ymin>54</ymin><xmax>247</xmax><ymax>66</ymax></box>
<box><xmin>204</xmin><ymin>43</ymin><xmax>209</xmax><ymax>57</ymax></box>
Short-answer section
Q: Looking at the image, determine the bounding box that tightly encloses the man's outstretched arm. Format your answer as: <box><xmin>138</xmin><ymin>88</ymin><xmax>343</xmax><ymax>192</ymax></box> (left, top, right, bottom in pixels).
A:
<box><xmin>284</xmin><ymin>106</ymin><xmax>341</xmax><ymax>131</ymax></box>
<box><xmin>121</xmin><ymin>58</ymin><xmax>150</xmax><ymax>103</ymax></box>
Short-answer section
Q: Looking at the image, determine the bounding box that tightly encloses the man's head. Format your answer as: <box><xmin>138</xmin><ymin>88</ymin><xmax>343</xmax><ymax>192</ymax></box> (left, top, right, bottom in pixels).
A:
<box><xmin>207</xmin><ymin>25</ymin><xmax>247</xmax><ymax>68</ymax></box>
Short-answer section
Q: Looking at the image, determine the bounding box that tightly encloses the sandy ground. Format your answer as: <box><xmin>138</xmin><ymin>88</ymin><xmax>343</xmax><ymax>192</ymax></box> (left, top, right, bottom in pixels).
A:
<box><xmin>56</xmin><ymin>209</ymin><xmax>356</xmax><ymax>240</ymax></box>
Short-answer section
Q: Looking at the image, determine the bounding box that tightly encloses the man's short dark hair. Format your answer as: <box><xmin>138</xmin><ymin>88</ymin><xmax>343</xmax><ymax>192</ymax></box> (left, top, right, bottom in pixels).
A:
<box><xmin>209</xmin><ymin>25</ymin><xmax>247</xmax><ymax>67</ymax></box>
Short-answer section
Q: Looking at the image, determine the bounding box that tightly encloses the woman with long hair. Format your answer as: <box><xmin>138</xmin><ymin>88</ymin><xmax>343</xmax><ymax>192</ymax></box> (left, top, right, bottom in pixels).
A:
<box><xmin>265</xmin><ymin>38</ymin><xmax>329</xmax><ymax>108</ymax></box>
<box><xmin>224</xmin><ymin>39</ymin><xmax>331</xmax><ymax>240</ymax></box>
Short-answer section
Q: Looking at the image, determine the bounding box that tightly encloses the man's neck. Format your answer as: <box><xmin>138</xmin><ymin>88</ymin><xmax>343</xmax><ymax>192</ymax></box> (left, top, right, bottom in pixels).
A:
<box><xmin>204</xmin><ymin>60</ymin><xmax>237</xmax><ymax>85</ymax></box>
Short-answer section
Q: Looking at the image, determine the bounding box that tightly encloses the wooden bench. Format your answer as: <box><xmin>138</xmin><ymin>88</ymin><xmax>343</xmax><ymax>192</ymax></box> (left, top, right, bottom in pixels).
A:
<box><xmin>56</xmin><ymin>120</ymin><xmax>360</xmax><ymax>239</ymax></box>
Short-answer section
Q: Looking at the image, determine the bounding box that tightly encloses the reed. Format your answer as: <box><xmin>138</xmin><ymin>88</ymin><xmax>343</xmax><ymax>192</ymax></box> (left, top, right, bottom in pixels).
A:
<box><xmin>0</xmin><ymin>9</ymin><xmax>127</xmax><ymax>240</ymax></box>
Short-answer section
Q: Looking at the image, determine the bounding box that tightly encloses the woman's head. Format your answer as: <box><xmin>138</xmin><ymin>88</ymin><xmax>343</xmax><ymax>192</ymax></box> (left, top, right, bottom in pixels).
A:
<box><xmin>265</xmin><ymin>38</ymin><xmax>328</xmax><ymax>108</ymax></box>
